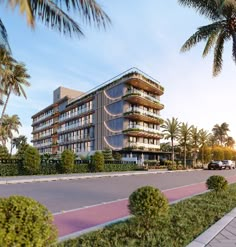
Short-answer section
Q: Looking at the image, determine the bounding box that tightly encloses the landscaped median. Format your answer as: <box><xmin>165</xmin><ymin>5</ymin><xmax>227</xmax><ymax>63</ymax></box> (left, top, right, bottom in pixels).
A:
<box><xmin>58</xmin><ymin>180</ymin><xmax>236</xmax><ymax>247</ymax></box>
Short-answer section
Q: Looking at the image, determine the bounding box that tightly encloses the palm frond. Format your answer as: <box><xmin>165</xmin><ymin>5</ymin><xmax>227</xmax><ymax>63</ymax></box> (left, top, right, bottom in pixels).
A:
<box><xmin>202</xmin><ymin>27</ymin><xmax>221</xmax><ymax>57</ymax></box>
<box><xmin>181</xmin><ymin>21</ymin><xmax>224</xmax><ymax>52</ymax></box>
<box><xmin>178</xmin><ymin>0</ymin><xmax>235</xmax><ymax>20</ymax></box>
<box><xmin>213</xmin><ymin>30</ymin><xmax>229</xmax><ymax>76</ymax></box>
<box><xmin>0</xmin><ymin>19</ymin><xmax>11</xmax><ymax>52</ymax></box>
<box><xmin>232</xmin><ymin>31</ymin><xmax>236</xmax><ymax>62</ymax></box>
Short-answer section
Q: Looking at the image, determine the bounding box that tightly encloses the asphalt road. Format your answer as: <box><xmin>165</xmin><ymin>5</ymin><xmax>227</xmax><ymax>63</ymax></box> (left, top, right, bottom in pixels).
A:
<box><xmin>1</xmin><ymin>169</ymin><xmax>235</xmax><ymax>213</ymax></box>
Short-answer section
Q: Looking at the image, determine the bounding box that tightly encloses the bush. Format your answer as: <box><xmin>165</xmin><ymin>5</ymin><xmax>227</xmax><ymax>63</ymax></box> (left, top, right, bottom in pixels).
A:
<box><xmin>91</xmin><ymin>152</ymin><xmax>104</xmax><ymax>172</ymax></box>
<box><xmin>0</xmin><ymin>145</ymin><xmax>10</xmax><ymax>159</ymax></box>
<box><xmin>0</xmin><ymin>163</ymin><xmax>19</xmax><ymax>176</ymax></box>
<box><xmin>61</xmin><ymin>150</ymin><xmax>75</xmax><ymax>173</ymax></box>
<box><xmin>128</xmin><ymin>186</ymin><xmax>169</xmax><ymax>229</ymax></box>
<box><xmin>102</xmin><ymin>148</ymin><xmax>113</xmax><ymax>161</ymax></box>
<box><xmin>206</xmin><ymin>175</ymin><xmax>228</xmax><ymax>192</ymax></box>
<box><xmin>73</xmin><ymin>164</ymin><xmax>89</xmax><ymax>173</ymax></box>
<box><xmin>23</xmin><ymin>146</ymin><xmax>40</xmax><ymax>174</ymax></box>
<box><xmin>0</xmin><ymin>195</ymin><xmax>57</xmax><ymax>246</ymax></box>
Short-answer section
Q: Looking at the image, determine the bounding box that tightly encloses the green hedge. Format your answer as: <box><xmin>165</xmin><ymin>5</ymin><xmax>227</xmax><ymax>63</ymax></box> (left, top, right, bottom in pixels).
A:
<box><xmin>0</xmin><ymin>162</ymin><xmax>139</xmax><ymax>176</ymax></box>
<box><xmin>0</xmin><ymin>164</ymin><xmax>19</xmax><ymax>176</ymax></box>
<box><xmin>58</xmin><ymin>184</ymin><xmax>236</xmax><ymax>247</ymax></box>
<box><xmin>104</xmin><ymin>163</ymin><xmax>138</xmax><ymax>172</ymax></box>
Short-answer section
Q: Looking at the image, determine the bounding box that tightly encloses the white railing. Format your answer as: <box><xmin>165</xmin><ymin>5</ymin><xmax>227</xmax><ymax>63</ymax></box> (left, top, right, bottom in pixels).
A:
<box><xmin>58</xmin><ymin>135</ymin><xmax>90</xmax><ymax>143</ymax></box>
<box><xmin>128</xmin><ymin>142</ymin><xmax>160</xmax><ymax>149</ymax></box>
<box><xmin>33</xmin><ymin>111</ymin><xmax>54</xmax><ymax>124</ymax></box>
<box><xmin>34</xmin><ymin>142</ymin><xmax>52</xmax><ymax>148</ymax></box>
<box><xmin>126</xmin><ymin>107</ymin><xmax>161</xmax><ymax>119</ymax></box>
<box><xmin>127</xmin><ymin>124</ymin><xmax>162</xmax><ymax>135</ymax></box>
<box><xmin>58</xmin><ymin>121</ymin><xmax>92</xmax><ymax>133</ymax></box>
<box><xmin>126</xmin><ymin>89</ymin><xmax>160</xmax><ymax>103</ymax></box>
<box><xmin>33</xmin><ymin>122</ymin><xmax>53</xmax><ymax>131</ymax></box>
<box><xmin>59</xmin><ymin>108</ymin><xmax>92</xmax><ymax>122</ymax></box>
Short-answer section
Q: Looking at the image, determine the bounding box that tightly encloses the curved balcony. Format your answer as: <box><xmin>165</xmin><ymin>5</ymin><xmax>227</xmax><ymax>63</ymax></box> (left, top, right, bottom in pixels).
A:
<box><xmin>124</xmin><ymin>74</ymin><xmax>164</xmax><ymax>96</ymax></box>
<box><xmin>123</xmin><ymin>125</ymin><xmax>163</xmax><ymax>139</ymax></box>
<box><xmin>124</xmin><ymin>107</ymin><xmax>164</xmax><ymax>125</ymax></box>
<box><xmin>123</xmin><ymin>142</ymin><xmax>160</xmax><ymax>152</ymax></box>
<box><xmin>123</xmin><ymin>91</ymin><xmax>164</xmax><ymax>110</ymax></box>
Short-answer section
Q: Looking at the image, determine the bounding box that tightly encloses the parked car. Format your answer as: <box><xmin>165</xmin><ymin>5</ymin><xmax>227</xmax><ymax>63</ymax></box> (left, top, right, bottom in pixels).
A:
<box><xmin>222</xmin><ymin>160</ymin><xmax>236</xmax><ymax>169</ymax></box>
<box><xmin>208</xmin><ymin>160</ymin><xmax>225</xmax><ymax>170</ymax></box>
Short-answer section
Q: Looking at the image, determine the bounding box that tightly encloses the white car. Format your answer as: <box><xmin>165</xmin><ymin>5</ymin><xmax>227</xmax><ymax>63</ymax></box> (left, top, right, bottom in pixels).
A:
<box><xmin>222</xmin><ymin>160</ymin><xmax>236</xmax><ymax>169</ymax></box>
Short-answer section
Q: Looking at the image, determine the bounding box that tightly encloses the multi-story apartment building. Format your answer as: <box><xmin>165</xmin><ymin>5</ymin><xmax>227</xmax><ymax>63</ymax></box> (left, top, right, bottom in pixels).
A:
<box><xmin>31</xmin><ymin>68</ymin><xmax>165</xmax><ymax>161</ymax></box>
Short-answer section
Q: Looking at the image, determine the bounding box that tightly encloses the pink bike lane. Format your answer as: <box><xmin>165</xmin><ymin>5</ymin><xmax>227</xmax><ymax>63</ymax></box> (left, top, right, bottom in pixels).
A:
<box><xmin>54</xmin><ymin>174</ymin><xmax>236</xmax><ymax>238</ymax></box>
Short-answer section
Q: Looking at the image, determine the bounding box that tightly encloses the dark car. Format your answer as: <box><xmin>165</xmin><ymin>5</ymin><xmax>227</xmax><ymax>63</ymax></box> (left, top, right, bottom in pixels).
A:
<box><xmin>208</xmin><ymin>160</ymin><xmax>225</xmax><ymax>170</ymax></box>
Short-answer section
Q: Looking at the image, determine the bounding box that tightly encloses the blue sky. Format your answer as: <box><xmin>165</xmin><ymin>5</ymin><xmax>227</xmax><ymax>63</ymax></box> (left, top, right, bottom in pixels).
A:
<box><xmin>1</xmin><ymin>0</ymin><xmax>235</xmax><ymax>143</ymax></box>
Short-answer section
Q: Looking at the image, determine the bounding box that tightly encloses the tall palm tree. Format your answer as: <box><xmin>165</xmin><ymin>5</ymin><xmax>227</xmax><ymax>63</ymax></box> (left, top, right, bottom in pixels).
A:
<box><xmin>178</xmin><ymin>122</ymin><xmax>192</xmax><ymax>168</ymax></box>
<box><xmin>199</xmin><ymin>129</ymin><xmax>210</xmax><ymax>164</ymax></box>
<box><xmin>212</xmin><ymin>122</ymin><xmax>230</xmax><ymax>145</ymax></box>
<box><xmin>1</xmin><ymin>114</ymin><xmax>21</xmax><ymax>154</ymax></box>
<box><xmin>0</xmin><ymin>62</ymin><xmax>30</xmax><ymax>122</ymax></box>
<box><xmin>179</xmin><ymin>0</ymin><xmax>236</xmax><ymax>76</ymax></box>
<box><xmin>0</xmin><ymin>19</ymin><xmax>11</xmax><ymax>52</ymax></box>
<box><xmin>0</xmin><ymin>47</ymin><xmax>14</xmax><ymax>105</ymax></box>
<box><xmin>225</xmin><ymin>136</ymin><xmax>235</xmax><ymax>148</ymax></box>
<box><xmin>190</xmin><ymin>126</ymin><xmax>200</xmax><ymax>167</ymax></box>
<box><xmin>0</xmin><ymin>0</ymin><xmax>111</xmax><ymax>47</ymax></box>
<box><xmin>161</xmin><ymin>117</ymin><xmax>180</xmax><ymax>164</ymax></box>
<box><xmin>12</xmin><ymin>135</ymin><xmax>27</xmax><ymax>151</ymax></box>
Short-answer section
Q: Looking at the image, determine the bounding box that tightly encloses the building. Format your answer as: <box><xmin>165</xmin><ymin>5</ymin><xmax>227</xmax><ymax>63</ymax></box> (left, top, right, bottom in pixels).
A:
<box><xmin>31</xmin><ymin>68</ymin><xmax>165</xmax><ymax>162</ymax></box>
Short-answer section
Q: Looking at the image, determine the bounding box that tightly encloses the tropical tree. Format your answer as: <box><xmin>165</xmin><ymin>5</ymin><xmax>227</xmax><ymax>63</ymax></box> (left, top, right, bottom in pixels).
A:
<box><xmin>179</xmin><ymin>0</ymin><xmax>236</xmax><ymax>76</ymax></box>
<box><xmin>190</xmin><ymin>126</ymin><xmax>200</xmax><ymax>167</ymax></box>
<box><xmin>0</xmin><ymin>62</ymin><xmax>30</xmax><ymax>122</ymax></box>
<box><xmin>225</xmin><ymin>136</ymin><xmax>235</xmax><ymax>148</ymax></box>
<box><xmin>212</xmin><ymin>122</ymin><xmax>230</xmax><ymax>145</ymax></box>
<box><xmin>161</xmin><ymin>117</ymin><xmax>180</xmax><ymax>164</ymax></box>
<box><xmin>198</xmin><ymin>129</ymin><xmax>210</xmax><ymax>164</ymax></box>
<box><xmin>1</xmin><ymin>114</ymin><xmax>21</xmax><ymax>154</ymax></box>
<box><xmin>0</xmin><ymin>19</ymin><xmax>10</xmax><ymax>51</ymax></box>
<box><xmin>12</xmin><ymin>135</ymin><xmax>27</xmax><ymax>152</ymax></box>
<box><xmin>178</xmin><ymin>122</ymin><xmax>192</xmax><ymax>168</ymax></box>
<box><xmin>0</xmin><ymin>0</ymin><xmax>111</xmax><ymax>47</ymax></box>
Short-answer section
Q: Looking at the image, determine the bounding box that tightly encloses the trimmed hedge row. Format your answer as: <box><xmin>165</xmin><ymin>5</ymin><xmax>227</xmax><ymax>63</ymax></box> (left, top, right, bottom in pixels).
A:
<box><xmin>58</xmin><ymin>184</ymin><xmax>236</xmax><ymax>247</ymax></box>
<box><xmin>0</xmin><ymin>163</ymin><xmax>139</xmax><ymax>176</ymax></box>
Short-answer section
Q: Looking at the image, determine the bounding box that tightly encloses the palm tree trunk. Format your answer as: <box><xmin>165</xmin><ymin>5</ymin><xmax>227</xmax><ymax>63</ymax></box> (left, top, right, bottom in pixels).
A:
<box><xmin>184</xmin><ymin>145</ymin><xmax>186</xmax><ymax>168</ymax></box>
<box><xmin>10</xmin><ymin>137</ymin><xmax>13</xmax><ymax>155</ymax></box>
<box><xmin>0</xmin><ymin>86</ymin><xmax>11</xmax><ymax>124</ymax></box>
<box><xmin>171</xmin><ymin>138</ymin><xmax>174</xmax><ymax>164</ymax></box>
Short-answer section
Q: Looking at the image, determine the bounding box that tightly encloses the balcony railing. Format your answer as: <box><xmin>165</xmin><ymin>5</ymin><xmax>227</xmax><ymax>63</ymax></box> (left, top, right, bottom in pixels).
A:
<box><xmin>33</xmin><ymin>112</ymin><xmax>54</xmax><ymax>124</ymax></box>
<box><xmin>125</xmin><ymin>107</ymin><xmax>161</xmax><ymax>119</ymax></box>
<box><xmin>33</xmin><ymin>122</ymin><xmax>53</xmax><ymax>132</ymax></box>
<box><xmin>125</xmin><ymin>124</ymin><xmax>162</xmax><ymax>135</ymax></box>
<box><xmin>34</xmin><ymin>142</ymin><xmax>52</xmax><ymax>148</ymax></box>
<box><xmin>127</xmin><ymin>142</ymin><xmax>160</xmax><ymax>150</ymax></box>
<box><xmin>58</xmin><ymin>135</ymin><xmax>91</xmax><ymax>143</ymax></box>
<box><xmin>58</xmin><ymin>121</ymin><xmax>93</xmax><ymax>133</ymax></box>
<box><xmin>59</xmin><ymin>108</ymin><xmax>93</xmax><ymax>122</ymax></box>
<box><xmin>125</xmin><ymin>89</ymin><xmax>160</xmax><ymax>103</ymax></box>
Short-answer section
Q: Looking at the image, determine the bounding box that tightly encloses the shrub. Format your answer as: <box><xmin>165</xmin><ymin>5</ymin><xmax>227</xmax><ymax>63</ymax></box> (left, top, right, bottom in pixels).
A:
<box><xmin>0</xmin><ymin>145</ymin><xmax>10</xmax><ymax>159</ymax></box>
<box><xmin>128</xmin><ymin>186</ymin><xmax>169</xmax><ymax>229</ymax></box>
<box><xmin>0</xmin><ymin>195</ymin><xmax>57</xmax><ymax>246</ymax></box>
<box><xmin>206</xmin><ymin>175</ymin><xmax>228</xmax><ymax>192</ymax></box>
<box><xmin>91</xmin><ymin>152</ymin><xmax>104</xmax><ymax>172</ymax></box>
<box><xmin>102</xmin><ymin>148</ymin><xmax>113</xmax><ymax>161</ymax></box>
<box><xmin>0</xmin><ymin>163</ymin><xmax>19</xmax><ymax>176</ymax></box>
<box><xmin>61</xmin><ymin>150</ymin><xmax>75</xmax><ymax>173</ymax></box>
<box><xmin>23</xmin><ymin>146</ymin><xmax>40</xmax><ymax>174</ymax></box>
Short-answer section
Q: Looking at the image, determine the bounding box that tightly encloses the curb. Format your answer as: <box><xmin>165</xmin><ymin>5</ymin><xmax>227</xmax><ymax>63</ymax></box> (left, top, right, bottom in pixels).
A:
<box><xmin>0</xmin><ymin>169</ymin><xmax>201</xmax><ymax>185</ymax></box>
<box><xmin>187</xmin><ymin>208</ymin><xmax>236</xmax><ymax>247</ymax></box>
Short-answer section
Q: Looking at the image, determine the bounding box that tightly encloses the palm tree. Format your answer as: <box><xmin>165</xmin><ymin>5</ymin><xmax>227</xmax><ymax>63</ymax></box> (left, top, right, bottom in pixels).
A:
<box><xmin>0</xmin><ymin>62</ymin><xmax>30</xmax><ymax>122</ymax></box>
<box><xmin>179</xmin><ymin>0</ymin><xmax>236</xmax><ymax>76</ymax></box>
<box><xmin>225</xmin><ymin>136</ymin><xmax>235</xmax><ymax>148</ymax></box>
<box><xmin>161</xmin><ymin>117</ymin><xmax>180</xmax><ymax>164</ymax></box>
<box><xmin>0</xmin><ymin>0</ymin><xmax>110</xmax><ymax>47</ymax></box>
<box><xmin>1</xmin><ymin>114</ymin><xmax>22</xmax><ymax>154</ymax></box>
<box><xmin>12</xmin><ymin>135</ymin><xmax>27</xmax><ymax>151</ymax></box>
<box><xmin>0</xmin><ymin>19</ymin><xmax>11</xmax><ymax>52</ymax></box>
<box><xmin>199</xmin><ymin>129</ymin><xmax>210</xmax><ymax>164</ymax></box>
<box><xmin>190</xmin><ymin>126</ymin><xmax>200</xmax><ymax>167</ymax></box>
<box><xmin>178</xmin><ymin>122</ymin><xmax>192</xmax><ymax>168</ymax></box>
<box><xmin>212</xmin><ymin>122</ymin><xmax>230</xmax><ymax>145</ymax></box>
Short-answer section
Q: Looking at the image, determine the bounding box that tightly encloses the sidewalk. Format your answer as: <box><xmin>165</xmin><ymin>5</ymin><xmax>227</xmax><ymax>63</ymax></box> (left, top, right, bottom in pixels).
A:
<box><xmin>188</xmin><ymin>208</ymin><xmax>236</xmax><ymax>247</ymax></box>
<box><xmin>0</xmin><ymin>169</ymin><xmax>186</xmax><ymax>184</ymax></box>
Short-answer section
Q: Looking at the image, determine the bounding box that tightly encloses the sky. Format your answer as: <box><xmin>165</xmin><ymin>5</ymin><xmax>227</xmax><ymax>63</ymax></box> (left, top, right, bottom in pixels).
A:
<box><xmin>0</xmin><ymin>0</ymin><xmax>235</xmax><ymax>145</ymax></box>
